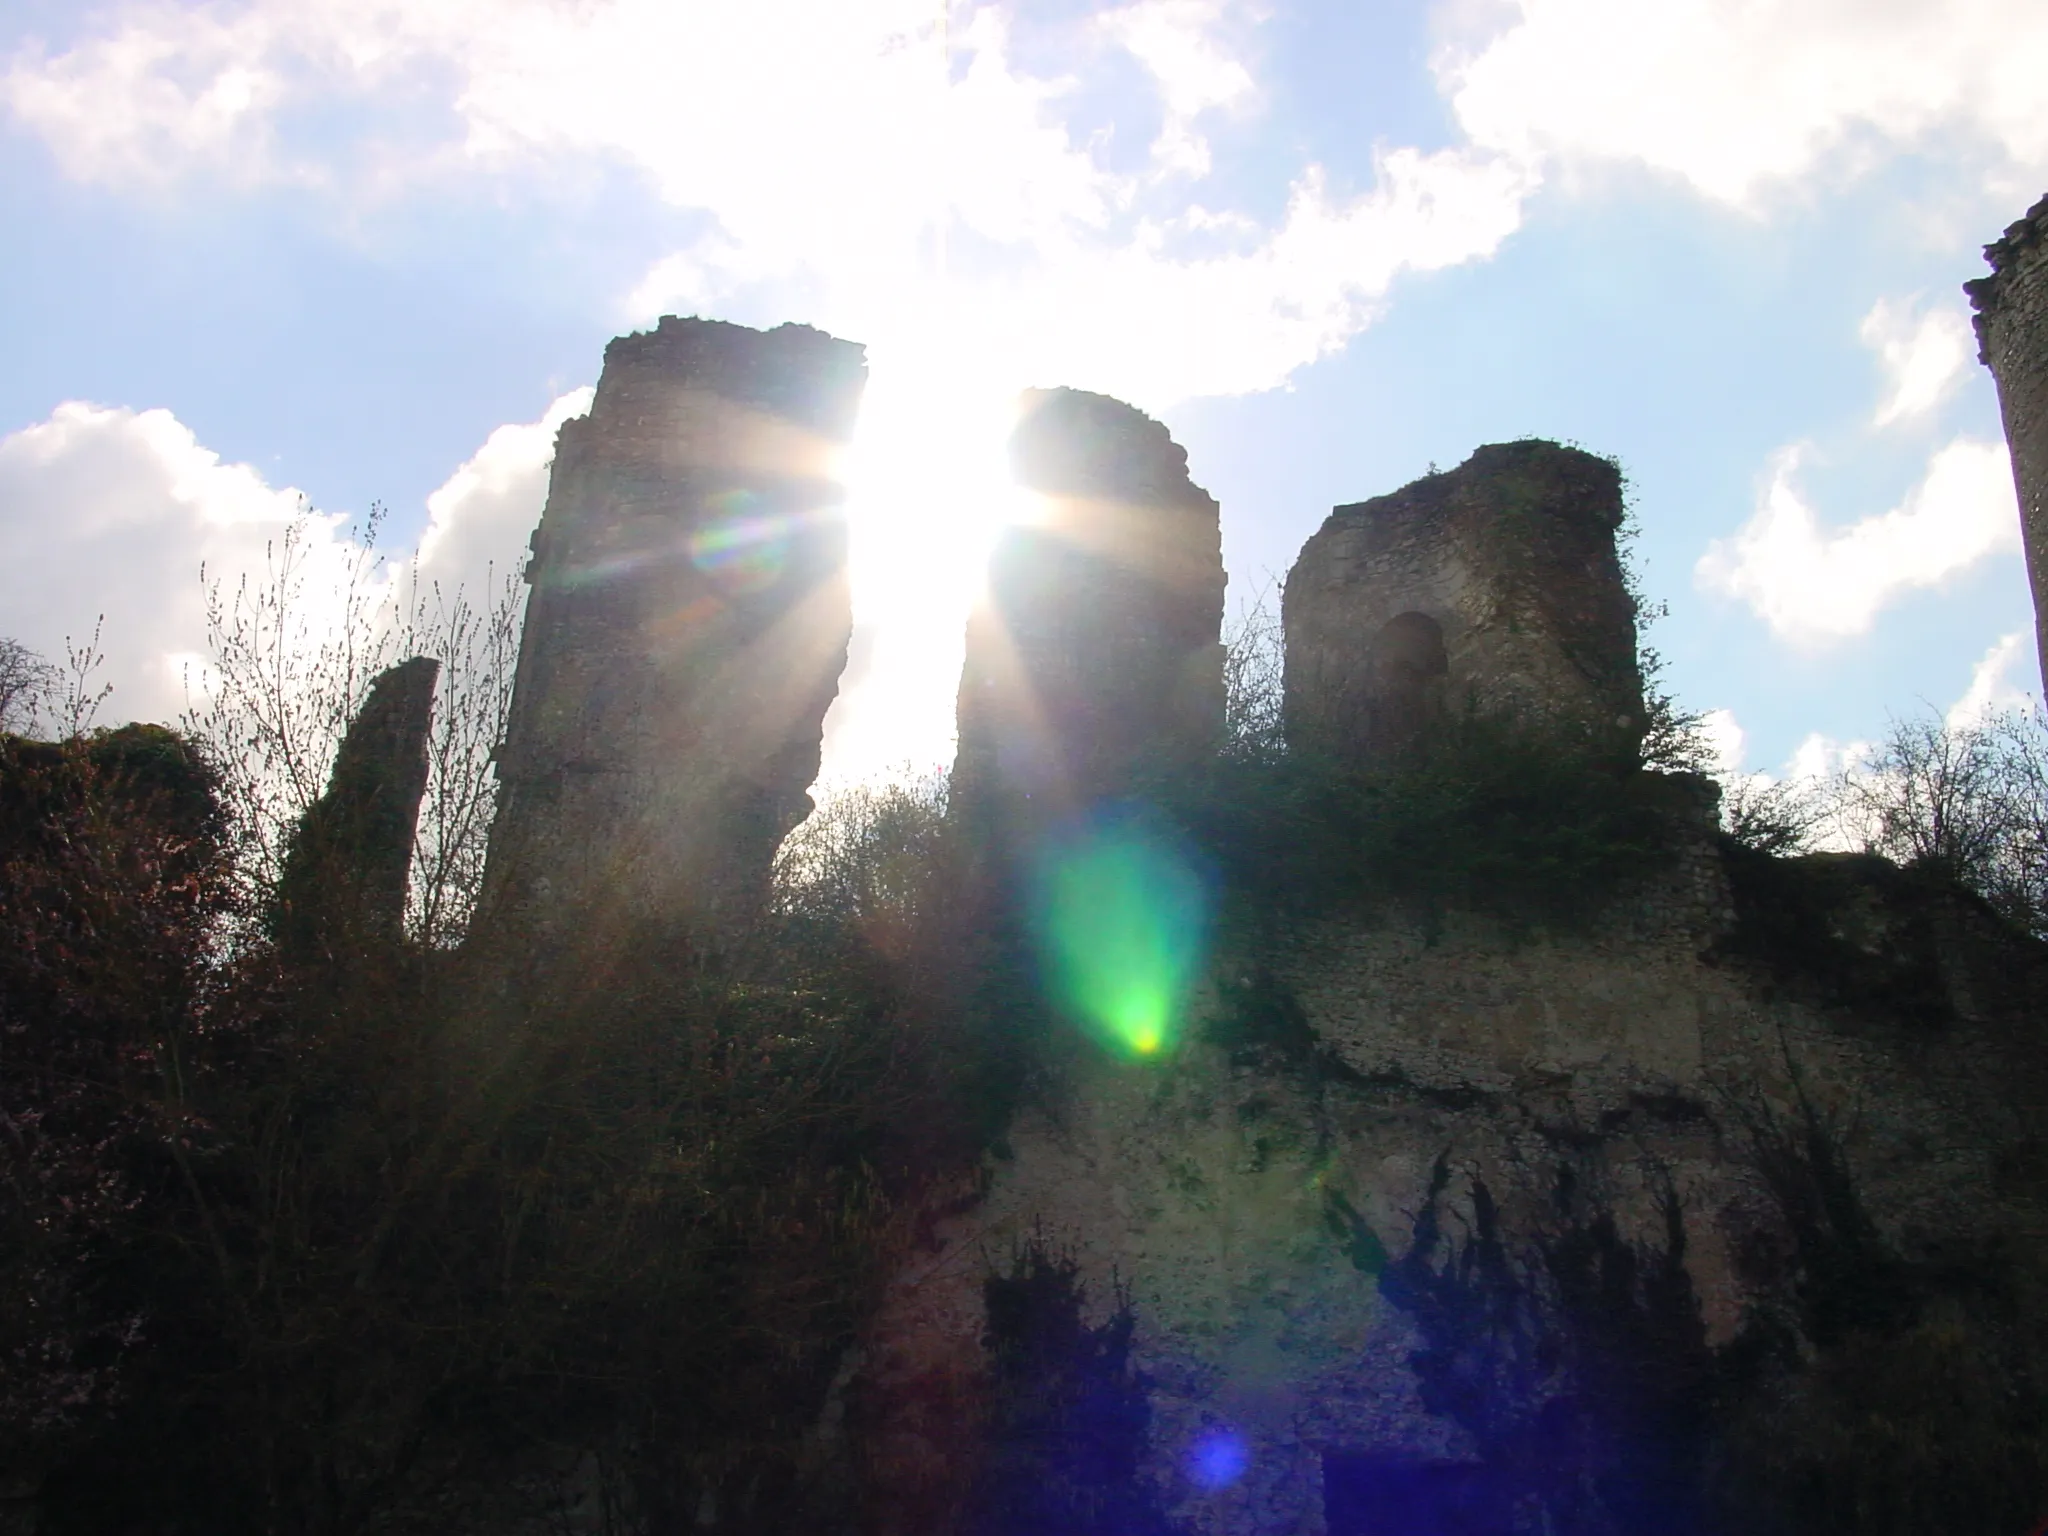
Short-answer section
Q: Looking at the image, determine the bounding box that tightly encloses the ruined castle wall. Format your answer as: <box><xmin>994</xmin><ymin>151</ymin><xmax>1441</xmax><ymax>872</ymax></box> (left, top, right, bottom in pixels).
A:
<box><xmin>1282</xmin><ymin>442</ymin><xmax>1643</xmax><ymax>765</ymax></box>
<box><xmin>952</xmin><ymin>388</ymin><xmax>1226</xmax><ymax>840</ymax></box>
<box><xmin>865</xmin><ymin>853</ymin><xmax>2048</xmax><ymax>1536</ymax></box>
<box><xmin>1968</xmin><ymin>191</ymin><xmax>2048</xmax><ymax>692</ymax></box>
<box><xmin>474</xmin><ymin>317</ymin><xmax>866</xmax><ymax>961</ymax></box>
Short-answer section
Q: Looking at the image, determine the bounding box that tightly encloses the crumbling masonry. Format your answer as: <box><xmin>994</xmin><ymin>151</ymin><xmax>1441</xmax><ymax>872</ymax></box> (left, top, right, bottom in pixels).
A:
<box><xmin>952</xmin><ymin>387</ymin><xmax>1227</xmax><ymax>841</ymax></box>
<box><xmin>274</xmin><ymin>654</ymin><xmax>438</xmax><ymax>956</ymax></box>
<box><xmin>1282</xmin><ymin>440</ymin><xmax>1644</xmax><ymax>766</ymax></box>
<box><xmin>472</xmin><ymin>317</ymin><xmax>866</xmax><ymax>966</ymax></box>
<box><xmin>444</xmin><ymin>315</ymin><xmax>2048</xmax><ymax>1536</ymax></box>
<box><xmin>1968</xmin><ymin>190</ymin><xmax>2048</xmax><ymax>691</ymax></box>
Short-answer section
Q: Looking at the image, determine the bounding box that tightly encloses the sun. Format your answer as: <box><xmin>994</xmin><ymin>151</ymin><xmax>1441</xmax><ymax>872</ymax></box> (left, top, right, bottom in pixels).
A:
<box><xmin>816</xmin><ymin>363</ymin><xmax>1039</xmax><ymax>787</ymax></box>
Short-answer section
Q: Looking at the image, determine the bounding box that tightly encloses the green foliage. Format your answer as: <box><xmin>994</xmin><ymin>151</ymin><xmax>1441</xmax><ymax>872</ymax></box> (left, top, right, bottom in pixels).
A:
<box><xmin>1717</xmin><ymin>776</ymin><xmax>1822</xmax><ymax>857</ymax></box>
<box><xmin>1</xmin><ymin>742</ymin><xmax>979</xmax><ymax>1534</ymax></box>
<box><xmin>1715</xmin><ymin>1089</ymin><xmax>2048</xmax><ymax>1536</ymax></box>
<box><xmin>1157</xmin><ymin>710</ymin><xmax>1688</xmax><ymax>928</ymax></box>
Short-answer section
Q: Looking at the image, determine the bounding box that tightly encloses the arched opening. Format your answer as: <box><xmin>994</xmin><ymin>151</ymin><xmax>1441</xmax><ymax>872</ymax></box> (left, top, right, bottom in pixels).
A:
<box><xmin>1367</xmin><ymin>610</ymin><xmax>1447</xmax><ymax>751</ymax></box>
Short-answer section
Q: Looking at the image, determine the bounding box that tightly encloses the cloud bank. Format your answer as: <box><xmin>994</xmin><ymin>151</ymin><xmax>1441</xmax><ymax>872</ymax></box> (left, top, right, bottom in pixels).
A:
<box><xmin>0</xmin><ymin>392</ymin><xmax>587</xmax><ymax>730</ymax></box>
<box><xmin>1695</xmin><ymin>438</ymin><xmax>2018</xmax><ymax>645</ymax></box>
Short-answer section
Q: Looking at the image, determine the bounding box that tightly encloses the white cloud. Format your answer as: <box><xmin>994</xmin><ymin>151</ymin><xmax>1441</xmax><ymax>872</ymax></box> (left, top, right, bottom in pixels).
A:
<box><xmin>1784</xmin><ymin>731</ymin><xmax>1872</xmax><ymax>782</ymax></box>
<box><xmin>1440</xmin><ymin>0</ymin><xmax>2048</xmax><ymax>207</ymax></box>
<box><xmin>0</xmin><ymin>393</ymin><xmax>580</xmax><ymax>731</ymax></box>
<box><xmin>4</xmin><ymin>1</ymin><xmax>1531</xmax><ymax>410</ymax></box>
<box><xmin>0</xmin><ymin>401</ymin><xmax>326</xmax><ymax>728</ymax></box>
<box><xmin>413</xmin><ymin>387</ymin><xmax>592</xmax><ymax>601</ymax></box>
<box><xmin>1861</xmin><ymin>296</ymin><xmax>1975</xmax><ymax>428</ymax></box>
<box><xmin>1946</xmin><ymin>628</ymin><xmax>2036</xmax><ymax>728</ymax></box>
<box><xmin>1697</xmin><ymin>706</ymin><xmax>1745</xmax><ymax>777</ymax></box>
<box><xmin>3</xmin><ymin>9</ymin><xmax>290</xmax><ymax>187</ymax></box>
<box><xmin>1695</xmin><ymin>437</ymin><xmax>2019</xmax><ymax>644</ymax></box>
<box><xmin>1097</xmin><ymin>0</ymin><xmax>1257</xmax><ymax>178</ymax></box>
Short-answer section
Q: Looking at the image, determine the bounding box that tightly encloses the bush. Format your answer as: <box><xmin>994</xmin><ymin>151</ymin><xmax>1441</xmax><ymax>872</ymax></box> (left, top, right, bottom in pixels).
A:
<box><xmin>1376</xmin><ymin>1156</ymin><xmax>1720</xmax><ymax>1536</ymax></box>
<box><xmin>1831</xmin><ymin>708</ymin><xmax>2048</xmax><ymax>938</ymax></box>
<box><xmin>971</xmin><ymin>1232</ymin><xmax>1176</xmax><ymax>1536</ymax></box>
<box><xmin>0</xmin><ymin>731</ymin><xmax>978</xmax><ymax>1533</ymax></box>
<box><xmin>1154</xmin><ymin>710</ymin><xmax>1689</xmax><ymax>928</ymax></box>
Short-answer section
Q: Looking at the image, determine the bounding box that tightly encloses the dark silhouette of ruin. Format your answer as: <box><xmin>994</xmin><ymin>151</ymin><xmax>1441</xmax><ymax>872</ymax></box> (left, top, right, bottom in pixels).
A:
<box><xmin>952</xmin><ymin>387</ymin><xmax>1225</xmax><ymax>844</ymax></box>
<box><xmin>273</xmin><ymin>654</ymin><xmax>438</xmax><ymax>956</ymax></box>
<box><xmin>382</xmin><ymin>299</ymin><xmax>2048</xmax><ymax>1533</ymax></box>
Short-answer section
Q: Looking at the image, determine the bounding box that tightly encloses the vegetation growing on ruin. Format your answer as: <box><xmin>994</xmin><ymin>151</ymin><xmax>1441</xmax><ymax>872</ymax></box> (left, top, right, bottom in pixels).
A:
<box><xmin>9</xmin><ymin>528</ymin><xmax>2048</xmax><ymax>1534</ymax></box>
<box><xmin>1154</xmin><ymin>599</ymin><xmax>1699</xmax><ymax>929</ymax></box>
<box><xmin>0</xmin><ymin>646</ymin><xmax>979</xmax><ymax>1534</ymax></box>
<box><xmin>1361</xmin><ymin>1093</ymin><xmax>2048</xmax><ymax>1536</ymax></box>
<box><xmin>972</xmin><ymin>1230</ymin><xmax>1177</xmax><ymax>1536</ymax></box>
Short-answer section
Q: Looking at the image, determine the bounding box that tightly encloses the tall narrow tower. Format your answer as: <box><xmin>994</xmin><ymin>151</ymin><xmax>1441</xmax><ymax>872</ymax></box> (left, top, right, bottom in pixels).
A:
<box><xmin>951</xmin><ymin>388</ymin><xmax>1226</xmax><ymax>846</ymax></box>
<box><xmin>473</xmin><ymin>317</ymin><xmax>867</xmax><ymax>966</ymax></box>
<box><xmin>1967</xmin><ymin>192</ymin><xmax>2048</xmax><ymax>691</ymax></box>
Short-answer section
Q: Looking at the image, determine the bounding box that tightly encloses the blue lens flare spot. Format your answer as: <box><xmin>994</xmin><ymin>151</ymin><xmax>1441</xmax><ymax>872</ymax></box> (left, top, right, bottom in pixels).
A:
<box><xmin>1188</xmin><ymin>1426</ymin><xmax>1249</xmax><ymax>1490</ymax></box>
<box><xmin>1028</xmin><ymin>808</ymin><xmax>1214</xmax><ymax>1060</ymax></box>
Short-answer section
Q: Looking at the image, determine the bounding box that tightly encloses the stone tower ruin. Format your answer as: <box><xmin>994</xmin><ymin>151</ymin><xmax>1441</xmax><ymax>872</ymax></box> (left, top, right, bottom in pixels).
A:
<box><xmin>274</xmin><ymin>654</ymin><xmax>439</xmax><ymax>956</ymax></box>
<box><xmin>473</xmin><ymin>317</ymin><xmax>867</xmax><ymax>960</ymax></box>
<box><xmin>1282</xmin><ymin>440</ymin><xmax>1643</xmax><ymax>765</ymax></box>
<box><xmin>1967</xmin><ymin>191</ymin><xmax>2048</xmax><ymax>691</ymax></box>
<box><xmin>951</xmin><ymin>387</ymin><xmax>1226</xmax><ymax>839</ymax></box>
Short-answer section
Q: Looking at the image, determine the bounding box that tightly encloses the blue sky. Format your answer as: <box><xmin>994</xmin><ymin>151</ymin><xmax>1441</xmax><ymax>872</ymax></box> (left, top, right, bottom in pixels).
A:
<box><xmin>1</xmin><ymin>0</ymin><xmax>2042</xmax><ymax>787</ymax></box>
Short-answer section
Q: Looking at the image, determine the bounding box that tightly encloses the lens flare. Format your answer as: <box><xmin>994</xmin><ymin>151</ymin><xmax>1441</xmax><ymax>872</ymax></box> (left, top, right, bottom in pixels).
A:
<box><xmin>1028</xmin><ymin>809</ymin><xmax>1214</xmax><ymax>1059</ymax></box>
<box><xmin>1188</xmin><ymin>1426</ymin><xmax>1249</xmax><ymax>1490</ymax></box>
<box><xmin>688</xmin><ymin>489</ymin><xmax>792</xmax><ymax>593</ymax></box>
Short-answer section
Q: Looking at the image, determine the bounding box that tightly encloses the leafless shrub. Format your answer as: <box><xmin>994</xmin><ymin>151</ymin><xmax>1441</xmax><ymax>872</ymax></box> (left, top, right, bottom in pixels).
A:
<box><xmin>0</xmin><ymin>637</ymin><xmax>58</xmax><ymax>733</ymax></box>
<box><xmin>1803</xmin><ymin>708</ymin><xmax>2048</xmax><ymax>935</ymax></box>
<box><xmin>1720</xmin><ymin>775</ymin><xmax>1826</xmax><ymax>857</ymax></box>
<box><xmin>182</xmin><ymin>504</ymin><xmax>522</xmax><ymax>946</ymax></box>
<box><xmin>1221</xmin><ymin>582</ymin><xmax>1284</xmax><ymax>758</ymax></box>
<box><xmin>0</xmin><ymin>624</ymin><xmax>115</xmax><ymax>739</ymax></box>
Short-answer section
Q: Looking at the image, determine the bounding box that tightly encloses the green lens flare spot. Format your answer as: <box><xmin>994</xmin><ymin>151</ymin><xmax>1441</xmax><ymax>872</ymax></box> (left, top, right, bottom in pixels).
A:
<box><xmin>1029</xmin><ymin>810</ymin><xmax>1214</xmax><ymax>1060</ymax></box>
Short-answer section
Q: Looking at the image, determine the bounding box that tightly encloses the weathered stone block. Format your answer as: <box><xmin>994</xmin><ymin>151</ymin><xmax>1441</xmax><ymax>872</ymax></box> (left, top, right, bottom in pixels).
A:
<box><xmin>274</xmin><ymin>654</ymin><xmax>438</xmax><ymax>954</ymax></box>
<box><xmin>474</xmin><ymin>316</ymin><xmax>867</xmax><ymax>955</ymax></box>
<box><xmin>1967</xmin><ymin>191</ymin><xmax>2048</xmax><ymax>692</ymax></box>
<box><xmin>1282</xmin><ymin>441</ymin><xmax>1643</xmax><ymax>765</ymax></box>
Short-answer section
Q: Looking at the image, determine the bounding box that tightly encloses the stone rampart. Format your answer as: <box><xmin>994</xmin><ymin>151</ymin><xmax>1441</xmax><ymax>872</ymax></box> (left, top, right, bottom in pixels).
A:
<box><xmin>864</xmin><ymin>855</ymin><xmax>2048</xmax><ymax>1534</ymax></box>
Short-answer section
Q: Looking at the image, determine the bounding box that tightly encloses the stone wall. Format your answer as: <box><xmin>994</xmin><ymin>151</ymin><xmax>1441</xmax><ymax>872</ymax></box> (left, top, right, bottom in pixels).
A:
<box><xmin>1282</xmin><ymin>442</ymin><xmax>1643</xmax><ymax>765</ymax></box>
<box><xmin>1968</xmin><ymin>191</ymin><xmax>2048</xmax><ymax>693</ymax></box>
<box><xmin>952</xmin><ymin>388</ymin><xmax>1226</xmax><ymax>844</ymax></box>
<box><xmin>471</xmin><ymin>317</ymin><xmax>866</xmax><ymax>967</ymax></box>
<box><xmin>864</xmin><ymin>432</ymin><xmax>2048</xmax><ymax>1535</ymax></box>
<box><xmin>862</xmin><ymin>848</ymin><xmax>2048</xmax><ymax>1535</ymax></box>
